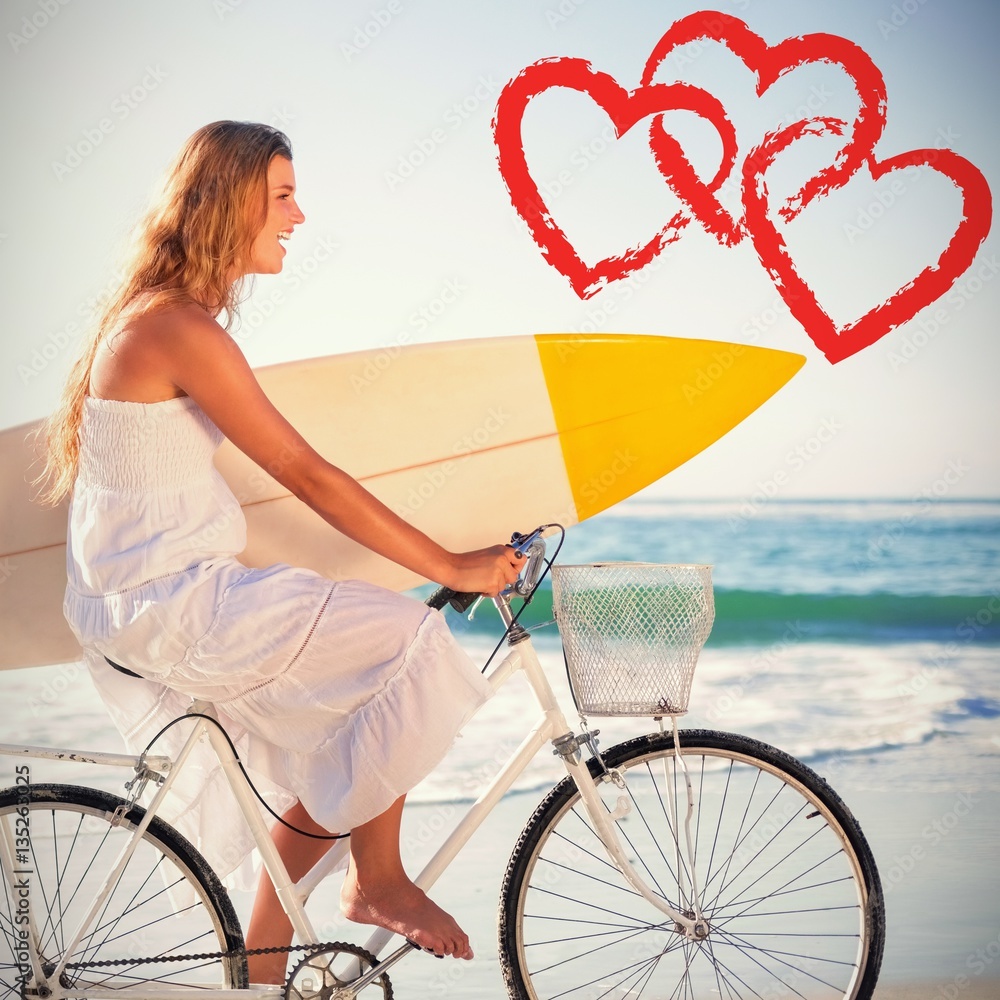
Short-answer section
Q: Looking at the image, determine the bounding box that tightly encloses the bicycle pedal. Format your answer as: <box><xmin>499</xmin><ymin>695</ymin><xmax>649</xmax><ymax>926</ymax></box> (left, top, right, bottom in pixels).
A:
<box><xmin>406</xmin><ymin>938</ymin><xmax>444</xmax><ymax>959</ymax></box>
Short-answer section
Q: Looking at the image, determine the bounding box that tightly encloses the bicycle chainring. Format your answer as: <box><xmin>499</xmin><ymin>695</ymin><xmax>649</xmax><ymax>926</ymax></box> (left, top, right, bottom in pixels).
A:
<box><xmin>284</xmin><ymin>944</ymin><xmax>392</xmax><ymax>1000</ymax></box>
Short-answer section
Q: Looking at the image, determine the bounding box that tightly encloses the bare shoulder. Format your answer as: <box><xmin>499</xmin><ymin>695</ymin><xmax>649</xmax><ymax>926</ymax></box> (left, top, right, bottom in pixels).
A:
<box><xmin>143</xmin><ymin>303</ymin><xmax>257</xmax><ymax>390</ymax></box>
<box><xmin>92</xmin><ymin>301</ymin><xmax>238</xmax><ymax>402</ymax></box>
<box><xmin>128</xmin><ymin>301</ymin><xmax>233</xmax><ymax>357</ymax></box>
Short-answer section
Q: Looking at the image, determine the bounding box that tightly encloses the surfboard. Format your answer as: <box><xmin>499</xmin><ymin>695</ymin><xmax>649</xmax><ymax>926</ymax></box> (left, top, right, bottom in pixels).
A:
<box><xmin>0</xmin><ymin>333</ymin><xmax>804</xmax><ymax>669</ymax></box>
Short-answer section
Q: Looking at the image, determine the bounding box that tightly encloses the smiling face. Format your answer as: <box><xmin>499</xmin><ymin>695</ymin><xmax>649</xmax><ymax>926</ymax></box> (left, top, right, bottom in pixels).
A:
<box><xmin>246</xmin><ymin>155</ymin><xmax>305</xmax><ymax>275</ymax></box>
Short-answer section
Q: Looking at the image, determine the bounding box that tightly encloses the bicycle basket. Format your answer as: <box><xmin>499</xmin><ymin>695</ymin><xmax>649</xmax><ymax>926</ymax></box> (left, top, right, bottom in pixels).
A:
<box><xmin>551</xmin><ymin>563</ymin><xmax>714</xmax><ymax>717</ymax></box>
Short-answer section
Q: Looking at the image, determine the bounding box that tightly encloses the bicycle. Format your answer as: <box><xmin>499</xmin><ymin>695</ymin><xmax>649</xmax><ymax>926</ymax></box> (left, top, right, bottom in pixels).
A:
<box><xmin>1</xmin><ymin>525</ymin><xmax>884</xmax><ymax>999</ymax></box>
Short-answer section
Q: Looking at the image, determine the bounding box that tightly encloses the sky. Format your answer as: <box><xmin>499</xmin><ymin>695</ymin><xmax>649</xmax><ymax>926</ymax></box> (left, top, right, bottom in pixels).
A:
<box><xmin>1</xmin><ymin>0</ymin><xmax>997</xmax><ymax>500</ymax></box>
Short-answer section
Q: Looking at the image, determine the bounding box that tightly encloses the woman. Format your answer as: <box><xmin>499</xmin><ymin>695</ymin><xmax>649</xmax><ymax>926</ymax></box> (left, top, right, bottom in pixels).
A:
<box><xmin>39</xmin><ymin>120</ymin><xmax>523</xmax><ymax>980</ymax></box>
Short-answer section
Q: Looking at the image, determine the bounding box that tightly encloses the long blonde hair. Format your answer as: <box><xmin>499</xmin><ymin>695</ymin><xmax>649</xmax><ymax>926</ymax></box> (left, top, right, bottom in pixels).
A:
<box><xmin>37</xmin><ymin>121</ymin><xmax>292</xmax><ymax>506</ymax></box>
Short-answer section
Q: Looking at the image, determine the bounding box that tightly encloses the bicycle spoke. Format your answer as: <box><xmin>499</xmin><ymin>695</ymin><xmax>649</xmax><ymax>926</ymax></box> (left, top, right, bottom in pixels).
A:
<box><xmin>617</xmin><ymin>769</ymin><xmax>678</xmax><ymax>905</ymax></box>
<box><xmin>715</xmin><ymin>821</ymin><xmax>832</xmax><ymax>913</ymax></box>
<box><xmin>544</xmin><ymin>944</ymin><xmax>677</xmax><ymax>1000</ymax></box>
<box><xmin>716</xmin><ymin>850</ymin><xmax>856</xmax><ymax>924</ymax></box>
<box><xmin>526</xmin><ymin>884</ymin><xmax>666</xmax><ymax>930</ymax></box>
<box><xmin>36</xmin><ymin>806</ymin><xmax>105</xmax><ymax>962</ymax></box>
<box><xmin>709</xmin><ymin>924</ymin><xmax>851</xmax><ymax>995</ymax></box>
<box><xmin>701</xmin><ymin>773</ymin><xmax>789</xmax><ymax>914</ymax></box>
<box><xmin>529</xmin><ymin>922</ymin><xmax>660</xmax><ymax>979</ymax></box>
<box><xmin>79</xmin><ymin>844</ymin><xmax>170</xmax><ymax>966</ymax></box>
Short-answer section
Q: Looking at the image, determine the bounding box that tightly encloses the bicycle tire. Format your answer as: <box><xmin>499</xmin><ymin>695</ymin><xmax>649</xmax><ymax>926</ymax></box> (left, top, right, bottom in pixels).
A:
<box><xmin>0</xmin><ymin>783</ymin><xmax>248</xmax><ymax>997</ymax></box>
<box><xmin>499</xmin><ymin>729</ymin><xmax>884</xmax><ymax>999</ymax></box>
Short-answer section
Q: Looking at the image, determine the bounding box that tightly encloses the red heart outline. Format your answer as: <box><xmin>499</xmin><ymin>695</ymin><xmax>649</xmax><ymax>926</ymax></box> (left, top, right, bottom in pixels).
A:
<box><xmin>492</xmin><ymin>56</ymin><xmax>737</xmax><ymax>299</ymax></box>
<box><xmin>640</xmin><ymin>10</ymin><xmax>887</xmax><ymax>241</ymax></box>
<box><xmin>744</xmin><ymin>117</ymin><xmax>993</xmax><ymax>363</ymax></box>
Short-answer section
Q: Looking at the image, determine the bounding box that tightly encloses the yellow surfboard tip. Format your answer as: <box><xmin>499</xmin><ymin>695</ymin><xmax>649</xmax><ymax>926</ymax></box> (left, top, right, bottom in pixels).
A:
<box><xmin>534</xmin><ymin>333</ymin><xmax>805</xmax><ymax>520</ymax></box>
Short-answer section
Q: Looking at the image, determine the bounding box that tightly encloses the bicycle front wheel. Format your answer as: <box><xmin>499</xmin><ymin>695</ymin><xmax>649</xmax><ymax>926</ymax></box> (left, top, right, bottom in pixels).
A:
<box><xmin>0</xmin><ymin>783</ymin><xmax>248</xmax><ymax>998</ymax></box>
<box><xmin>499</xmin><ymin>729</ymin><xmax>883</xmax><ymax>1000</ymax></box>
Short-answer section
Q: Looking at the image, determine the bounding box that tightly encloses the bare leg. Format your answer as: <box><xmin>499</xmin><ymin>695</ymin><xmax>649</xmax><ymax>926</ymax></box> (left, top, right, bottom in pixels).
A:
<box><xmin>340</xmin><ymin>795</ymin><xmax>473</xmax><ymax>960</ymax></box>
<box><xmin>246</xmin><ymin>801</ymin><xmax>334</xmax><ymax>984</ymax></box>
<box><xmin>247</xmin><ymin>797</ymin><xmax>472</xmax><ymax>984</ymax></box>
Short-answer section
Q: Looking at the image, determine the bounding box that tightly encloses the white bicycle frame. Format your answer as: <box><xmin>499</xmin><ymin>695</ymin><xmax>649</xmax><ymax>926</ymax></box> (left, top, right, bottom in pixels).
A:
<box><xmin>0</xmin><ymin>595</ymin><xmax>703</xmax><ymax>999</ymax></box>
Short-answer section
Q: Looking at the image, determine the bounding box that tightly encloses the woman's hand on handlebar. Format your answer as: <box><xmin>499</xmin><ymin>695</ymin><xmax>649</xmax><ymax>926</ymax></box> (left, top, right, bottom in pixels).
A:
<box><xmin>444</xmin><ymin>545</ymin><xmax>526</xmax><ymax>596</ymax></box>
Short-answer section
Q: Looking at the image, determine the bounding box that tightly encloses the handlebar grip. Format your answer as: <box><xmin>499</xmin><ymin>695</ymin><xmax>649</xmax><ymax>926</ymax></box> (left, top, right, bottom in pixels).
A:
<box><xmin>426</xmin><ymin>525</ymin><xmax>554</xmax><ymax>613</ymax></box>
<box><xmin>426</xmin><ymin>586</ymin><xmax>481</xmax><ymax>613</ymax></box>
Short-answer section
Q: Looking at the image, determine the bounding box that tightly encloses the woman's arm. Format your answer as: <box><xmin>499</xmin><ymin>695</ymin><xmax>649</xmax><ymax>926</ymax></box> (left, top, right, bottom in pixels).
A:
<box><xmin>144</xmin><ymin>306</ymin><xmax>524</xmax><ymax>594</ymax></box>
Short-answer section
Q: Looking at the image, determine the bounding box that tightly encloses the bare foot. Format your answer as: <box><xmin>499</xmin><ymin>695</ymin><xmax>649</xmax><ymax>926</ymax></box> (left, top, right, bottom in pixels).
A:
<box><xmin>340</xmin><ymin>874</ymin><xmax>473</xmax><ymax>959</ymax></box>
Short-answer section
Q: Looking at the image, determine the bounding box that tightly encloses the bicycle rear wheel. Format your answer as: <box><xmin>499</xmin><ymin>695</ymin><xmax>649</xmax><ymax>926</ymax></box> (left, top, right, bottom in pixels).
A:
<box><xmin>0</xmin><ymin>783</ymin><xmax>247</xmax><ymax>997</ymax></box>
<box><xmin>499</xmin><ymin>729</ymin><xmax>883</xmax><ymax>999</ymax></box>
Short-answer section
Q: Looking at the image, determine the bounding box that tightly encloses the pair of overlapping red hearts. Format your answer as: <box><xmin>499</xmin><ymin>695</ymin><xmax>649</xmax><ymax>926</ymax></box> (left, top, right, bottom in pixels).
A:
<box><xmin>492</xmin><ymin>11</ymin><xmax>991</xmax><ymax>363</ymax></box>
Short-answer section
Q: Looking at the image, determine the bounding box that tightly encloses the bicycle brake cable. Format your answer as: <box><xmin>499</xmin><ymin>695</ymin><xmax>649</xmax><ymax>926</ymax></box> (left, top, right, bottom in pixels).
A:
<box><xmin>477</xmin><ymin>524</ymin><xmax>565</xmax><ymax>675</ymax></box>
<box><xmin>139</xmin><ymin>713</ymin><xmax>348</xmax><ymax>841</ymax></box>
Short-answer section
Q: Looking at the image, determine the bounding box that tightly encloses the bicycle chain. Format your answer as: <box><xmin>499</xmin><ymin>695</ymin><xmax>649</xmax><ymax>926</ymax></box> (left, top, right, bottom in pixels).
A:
<box><xmin>64</xmin><ymin>939</ymin><xmax>363</xmax><ymax>971</ymax></box>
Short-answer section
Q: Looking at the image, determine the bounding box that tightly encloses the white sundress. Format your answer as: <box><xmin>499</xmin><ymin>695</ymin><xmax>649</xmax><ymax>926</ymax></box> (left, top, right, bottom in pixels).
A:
<box><xmin>64</xmin><ymin>395</ymin><xmax>492</xmax><ymax>882</ymax></box>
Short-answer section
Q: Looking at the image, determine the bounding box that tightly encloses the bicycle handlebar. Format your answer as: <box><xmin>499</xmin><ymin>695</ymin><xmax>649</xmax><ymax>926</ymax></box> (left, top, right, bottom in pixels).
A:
<box><xmin>425</xmin><ymin>525</ymin><xmax>552</xmax><ymax>613</ymax></box>
<box><xmin>425</xmin><ymin>587</ymin><xmax>479</xmax><ymax>613</ymax></box>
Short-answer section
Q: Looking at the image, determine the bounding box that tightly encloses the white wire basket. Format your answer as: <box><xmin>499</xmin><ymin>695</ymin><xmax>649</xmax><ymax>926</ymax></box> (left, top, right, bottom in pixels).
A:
<box><xmin>551</xmin><ymin>563</ymin><xmax>715</xmax><ymax>717</ymax></box>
